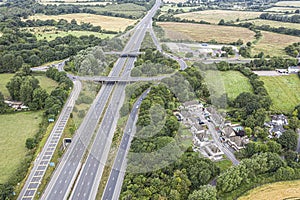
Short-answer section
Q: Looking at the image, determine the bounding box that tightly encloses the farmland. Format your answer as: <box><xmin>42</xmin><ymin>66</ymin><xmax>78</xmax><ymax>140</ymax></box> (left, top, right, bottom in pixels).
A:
<box><xmin>245</xmin><ymin>19</ymin><xmax>300</xmax><ymax>30</ymax></box>
<box><xmin>203</xmin><ymin>70</ymin><xmax>253</xmax><ymax>101</ymax></box>
<box><xmin>260</xmin><ymin>75</ymin><xmax>300</xmax><ymax>113</ymax></box>
<box><xmin>160</xmin><ymin>4</ymin><xmax>200</xmax><ymax>12</ymax></box>
<box><xmin>27</xmin><ymin>14</ymin><xmax>136</xmax><ymax>32</ymax></box>
<box><xmin>264</xmin><ymin>6</ymin><xmax>300</xmax><ymax>13</ymax></box>
<box><xmin>40</xmin><ymin>1</ymin><xmax>111</xmax><ymax>5</ymax></box>
<box><xmin>252</xmin><ymin>31</ymin><xmax>300</xmax><ymax>57</ymax></box>
<box><xmin>0</xmin><ymin>111</ymin><xmax>43</xmax><ymax>183</ymax></box>
<box><xmin>239</xmin><ymin>180</ymin><xmax>300</xmax><ymax>200</ymax></box>
<box><xmin>157</xmin><ymin>22</ymin><xmax>255</xmax><ymax>44</ymax></box>
<box><xmin>175</xmin><ymin>10</ymin><xmax>262</xmax><ymax>24</ymax></box>
<box><xmin>23</xmin><ymin>26</ymin><xmax>115</xmax><ymax>41</ymax></box>
<box><xmin>164</xmin><ymin>0</ymin><xmax>186</xmax><ymax>3</ymax></box>
<box><xmin>274</xmin><ymin>1</ymin><xmax>300</xmax><ymax>7</ymax></box>
<box><xmin>221</xmin><ymin>71</ymin><xmax>253</xmax><ymax>100</ymax></box>
<box><xmin>89</xmin><ymin>3</ymin><xmax>147</xmax><ymax>19</ymax></box>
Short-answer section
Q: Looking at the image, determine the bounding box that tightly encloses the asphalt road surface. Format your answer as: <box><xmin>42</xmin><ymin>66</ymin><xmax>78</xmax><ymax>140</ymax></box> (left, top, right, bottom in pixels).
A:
<box><xmin>101</xmin><ymin>89</ymin><xmax>150</xmax><ymax>200</ymax></box>
<box><xmin>18</xmin><ymin>80</ymin><xmax>82</xmax><ymax>200</ymax></box>
<box><xmin>69</xmin><ymin>1</ymin><xmax>161</xmax><ymax>197</ymax></box>
<box><xmin>41</xmin><ymin>0</ymin><xmax>161</xmax><ymax>199</ymax></box>
<box><xmin>41</xmin><ymin>57</ymin><xmax>126</xmax><ymax>200</ymax></box>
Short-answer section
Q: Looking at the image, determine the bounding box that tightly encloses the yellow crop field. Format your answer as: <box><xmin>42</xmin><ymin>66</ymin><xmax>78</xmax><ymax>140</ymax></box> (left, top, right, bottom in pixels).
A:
<box><xmin>175</xmin><ymin>10</ymin><xmax>262</xmax><ymax>24</ymax></box>
<box><xmin>275</xmin><ymin>1</ymin><xmax>300</xmax><ymax>7</ymax></box>
<box><xmin>264</xmin><ymin>6</ymin><xmax>300</xmax><ymax>12</ymax></box>
<box><xmin>27</xmin><ymin>14</ymin><xmax>136</xmax><ymax>32</ymax></box>
<box><xmin>239</xmin><ymin>180</ymin><xmax>300</xmax><ymax>200</ymax></box>
<box><xmin>164</xmin><ymin>0</ymin><xmax>186</xmax><ymax>3</ymax></box>
<box><xmin>157</xmin><ymin>22</ymin><xmax>255</xmax><ymax>44</ymax></box>
<box><xmin>253</xmin><ymin>31</ymin><xmax>300</xmax><ymax>57</ymax></box>
<box><xmin>246</xmin><ymin>19</ymin><xmax>300</xmax><ymax>30</ymax></box>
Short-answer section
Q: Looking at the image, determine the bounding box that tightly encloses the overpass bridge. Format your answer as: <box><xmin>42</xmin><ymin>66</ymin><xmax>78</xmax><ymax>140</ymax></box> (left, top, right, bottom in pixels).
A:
<box><xmin>77</xmin><ymin>75</ymin><xmax>170</xmax><ymax>83</ymax></box>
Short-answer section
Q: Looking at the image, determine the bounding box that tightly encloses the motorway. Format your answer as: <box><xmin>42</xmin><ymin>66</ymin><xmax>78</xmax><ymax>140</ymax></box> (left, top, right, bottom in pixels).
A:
<box><xmin>69</xmin><ymin>1</ymin><xmax>161</xmax><ymax>199</ymax></box>
<box><xmin>101</xmin><ymin>89</ymin><xmax>150</xmax><ymax>200</ymax></box>
<box><xmin>41</xmin><ymin>0</ymin><xmax>161</xmax><ymax>199</ymax></box>
<box><xmin>18</xmin><ymin>80</ymin><xmax>82</xmax><ymax>200</ymax></box>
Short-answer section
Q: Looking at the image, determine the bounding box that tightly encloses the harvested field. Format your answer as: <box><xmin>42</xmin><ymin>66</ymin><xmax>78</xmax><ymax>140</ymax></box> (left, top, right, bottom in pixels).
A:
<box><xmin>264</xmin><ymin>6</ymin><xmax>300</xmax><ymax>12</ymax></box>
<box><xmin>275</xmin><ymin>1</ymin><xmax>300</xmax><ymax>7</ymax></box>
<box><xmin>157</xmin><ymin>22</ymin><xmax>255</xmax><ymax>44</ymax></box>
<box><xmin>27</xmin><ymin>14</ymin><xmax>136</xmax><ymax>32</ymax></box>
<box><xmin>246</xmin><ymin>19</ymin><xmax>300</xmax><ymax>30</ymax></box>
<box><xmin>239</xmin><ymin>180</ymin><xmax>300</xmax><ymax>200</ymax></box>
<box><xmin>175</xmin><ymin>10</ymin><xmax>262</xmax><ymax>24</ymax></box>
<box><xmin>253</xmin><ymin>31</ymin><xmax>300</xmax><ymax>57</ymax></box>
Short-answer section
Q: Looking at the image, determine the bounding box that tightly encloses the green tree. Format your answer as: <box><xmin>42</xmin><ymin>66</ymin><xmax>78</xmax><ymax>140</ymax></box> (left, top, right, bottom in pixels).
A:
<box><xmin>31</xmin><ymin>88</ymin><xmax>49</xmax><ymax>110</ymax></box>
<box><xmin>278</xmin><ymin>130</ymin><xmax>298</xmax><ymax>151</ymax></box>
<box><xmin>188</xmin><ymin>185</ymin><xmax>217</xmax><ymax>200</ymax></box>
<box><xmin>6</xmin><ymin>75</ymin><xmax>22</xmax><ymax>100</ymax></box>
<box><xmin>25</xmin><ymin>138</ymin><xmax>36</xmax><ymax>149</ymax></box>
<box><xmin>0</xmin><ymin>92</ymin><xmax>8</xmax><ymax>114</ymax></box>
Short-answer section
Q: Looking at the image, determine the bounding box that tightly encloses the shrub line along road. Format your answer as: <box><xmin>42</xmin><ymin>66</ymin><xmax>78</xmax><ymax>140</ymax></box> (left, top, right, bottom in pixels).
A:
<box><xmin>18</xmin><ymin>80</ymin><xmax>82</xmax><ymax>200</ymax></box>
<box><xmin>33</xmin><ymin>0</ymin><xmax>162</xmax><ymax>200</ymax></box>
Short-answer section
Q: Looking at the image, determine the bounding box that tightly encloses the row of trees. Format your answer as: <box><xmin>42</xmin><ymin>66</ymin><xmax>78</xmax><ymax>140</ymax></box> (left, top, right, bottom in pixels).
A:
<box><xmin>216</xmin><ymin>62</ymin><xmax>271</xmax><ymax>129</ymax></box>
<box><xmin>260</xmin><ymin>13</ymin><xmax>300</xmax><ymax>24</ymax></box>
<box><xmin>215</xmin><ymin>57</ymin><xmax>298</xmax><ymax>71</ymax></box>
<box><xmin>0</xmin><ymin>0</ymin><xmax>153</xmax><ymax>19</ymax></box>
<box><xmin>217</xmin><ymin>152</ymin><xmax>300</xmax><ymax>198</ymax></box>
<box><xmin>21</xmin><ymin>19</ymin><xmax>110</xmax><ymax>34</ymax></box>
<box><xmin>0</xmin><ymin>28</ymin><xmax>104</xmax><ymax>72</ymax></box>
<box><xmin>236</xmin><ymin>21</ymin><xmax>300</xmax><ymax>37</ymax></box>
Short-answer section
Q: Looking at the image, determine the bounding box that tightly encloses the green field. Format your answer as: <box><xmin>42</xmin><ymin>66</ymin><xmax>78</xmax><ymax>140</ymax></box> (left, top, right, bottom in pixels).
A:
<box><xmin>0</xmin><ymin>111</ymin><xmax>43</xmax><ymax>183</ymax></box>
<box><xmin>0</xmin><ymin>74</ymin><xmax>58</xmax><ymax>98</ymax></box>
<box><xmin>221</xmin><ymin>71</ymin><xmax>253</xmax><ymax>99</ymax></box>
<box><xmin>35</xmin><ymin>75</ymin><xmax>58</xmax><ymax>93</ymax></box>
<box><xmin>204</xmin><ymin>70</ymin><xmax>253</xmax><ymax>101</ymax></box>
<box><xmin>35</xmin><ymin>30</ymin><xmax>115</xmax><ymax>41</ymax></box>
<box><xmin>260</xmin><ymin>75</ymin><xmax>300</xmax><ymax>112</ymax></box>
<box><xmin>0</xmin><ymin>74</ymin><xmax>14</xmax><ymax>98</ymax></box>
